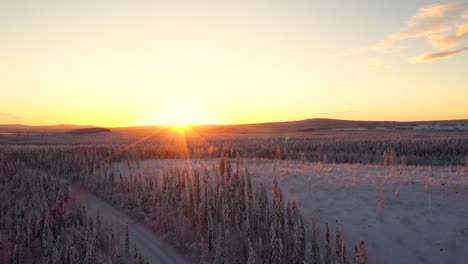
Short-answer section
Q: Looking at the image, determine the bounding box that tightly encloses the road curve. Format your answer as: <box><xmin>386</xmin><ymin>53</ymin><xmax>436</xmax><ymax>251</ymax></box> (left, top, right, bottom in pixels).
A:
<box><xmin>70</xmin><ymin>186</ymin><xmax>188</xmax><ymax>264</ymax></box>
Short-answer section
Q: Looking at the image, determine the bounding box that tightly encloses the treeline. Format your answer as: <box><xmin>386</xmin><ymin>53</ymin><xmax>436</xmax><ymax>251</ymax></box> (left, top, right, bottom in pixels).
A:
<box><xmin>3</xmin><ymin>130</ymin><xmax>468</xmax><ymax>166</ymax></box>
<box><xmin>202</xmin><ymin>134</ymin><xmax>468</xmax><ymax>166</ymax></box>
<box><xmin>0</xmin><ymin>157</ymin><xmax>149</xmax><ymax>264</ymax></box>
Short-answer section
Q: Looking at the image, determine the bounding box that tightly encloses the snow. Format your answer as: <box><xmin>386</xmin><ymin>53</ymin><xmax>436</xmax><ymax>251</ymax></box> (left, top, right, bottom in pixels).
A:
<box><xmin>108</xmin><ymin>159</ymin><xmax>468</xmax><ymax>264</ymax></box>
<box><xmin>69</xmin><ymin>186</ymin><xmax>188</xmax><ymax>264</ymax></box>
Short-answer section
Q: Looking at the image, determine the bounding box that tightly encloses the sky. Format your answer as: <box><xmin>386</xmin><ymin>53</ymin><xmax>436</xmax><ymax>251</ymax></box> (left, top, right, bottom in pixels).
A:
<box><xmin>1</xmin><ymin>0</ymin><xmax>468</xmax><ymax>126</ymax></box>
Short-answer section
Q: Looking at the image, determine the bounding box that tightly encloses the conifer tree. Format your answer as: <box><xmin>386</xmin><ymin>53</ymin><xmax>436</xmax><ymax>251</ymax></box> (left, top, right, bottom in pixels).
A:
<box><xmin>324</xmin><ymin>223</ymin><xmax>331</xmax><ymax>264</ymax></box>
<box><xmin>310</xmin><ymin>222</ymin><xmax>321</xmax><ymax>264</ymax></box>
<box><xmin>355</xmin><ymin>240</ymin><xmax>367</xmax><ymax>264</ymax></box>
<box><xmin>341</xmin><ymin>240</ymin><xmax>349</xmax><ymax>264</ymax></box>
<box><xmin>335</xmin><ymin>226</ymin><xmax>343</xmax><ymax>263</ymax></box>
<box><xmin>134</xmin><ymin>246</ymin><xmax>139</xmax><ymax>264</ymax></box>
<box><xmin>247</xmin><ymin>240</ymin><xmax>257</xmax><ymax>264</ymax></box>
<box><xmin>125</xmin><ymin>223</ymin><xmax>131</xmax><ymax>258</ymax></box>
<box><xmin>293</xmin><ymin>215</ymin><xmax>305</xmax><ymax>264</ymax></box>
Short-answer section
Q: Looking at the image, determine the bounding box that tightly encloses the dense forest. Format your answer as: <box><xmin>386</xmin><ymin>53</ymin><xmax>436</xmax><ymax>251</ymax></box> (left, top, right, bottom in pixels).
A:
<box><xmin>92</xmin><ymin>156</ymin><xmax>368</xmax><ymax>264</ymax></box>
<box><xmin>2</xmin><ymin>130</ymin><xmax>466</xmax><ymax>263</ymax></box>
<box><xmin>1</xmin><ymin>146</ymin><xmax>369</xmax><ymax>264</ymax></box>
<box><xmin>0</xmin><ymin>156</ymin><xmax>150</xmax><ymax>264</ymax></box>
<box><xmin>2</xmin><ymin>130</ymin><xmax>467</xmax><ymax>166</ymax></box>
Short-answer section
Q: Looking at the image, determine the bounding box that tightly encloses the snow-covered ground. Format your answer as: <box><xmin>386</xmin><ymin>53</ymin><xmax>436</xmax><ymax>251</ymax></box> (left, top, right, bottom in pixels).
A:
<box><xmin>108</xmin><ymin>159</ymin><xmax>468</xmax><ymax>264</ymax></box>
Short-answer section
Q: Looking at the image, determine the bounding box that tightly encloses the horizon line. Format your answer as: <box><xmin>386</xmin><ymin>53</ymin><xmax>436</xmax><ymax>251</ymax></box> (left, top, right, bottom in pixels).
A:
<box><xmin>1</xmin><ymin>117</ymin><xmax>468</xmax><ymax>129</ymax></box>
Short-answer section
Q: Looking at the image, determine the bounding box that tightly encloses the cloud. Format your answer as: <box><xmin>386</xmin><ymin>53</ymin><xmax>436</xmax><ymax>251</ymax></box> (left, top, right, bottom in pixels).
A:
<box><xmin>334</xmin><ymin>3</ymin><xmax>468</xmax><ymax>57</ymax></box>
<box><xmin>464</xmin><ymin>10</ymin><xmax>468</xmax><ymax>18</ymax></box>
<box><xmin>409</xmin><ymin>47</ymin><xmax>468</xmax><ymax>63</ymax></box>
<box><xmin>428</xmin><ymin>22</ymin><xmax>468</xmax><ymax>50</ymax></box>
<box><xmin>374</xmin><ymin>3</ymin><xmax>464</xmax><ymax>52</ymax></box>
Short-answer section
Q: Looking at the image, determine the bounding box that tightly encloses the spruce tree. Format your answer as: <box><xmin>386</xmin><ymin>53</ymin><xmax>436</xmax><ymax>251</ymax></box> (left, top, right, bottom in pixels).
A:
<box><xmin>293</xmin><ymin>215</ymin><xmax>305</xmax><ymax>264</ymax></box>
<box><xmin>341</xmin><ymin>240</ymin><xmax>349</xmax><ymax>264</ymax></box>
<box><xmin>356</xmin><ymin>240</ymin><xmax>367</xmax><ymax>264</ymax></box>
<box><xmin>125</xmin><ymin>223</ymin><xmax>130</xmax><ymax>258</ymax></box>
<box><xmin>247</xmin><ymin>240</ymin><xmax>257</xmax><ymax>264</ymax></box>
<box><xmin>310</xmin><ymin>222</ymin><xmax>321</xmax><ymax>264</ymax></box>
<box><xmin>335</xmin><ymin>226</ymin><xmax>343</xmax><ymax>263</ymax></box>
<box><xmin>324</xmin><ymin>223</ymin><xmax>331</xmax><ymax>264</ymax></box>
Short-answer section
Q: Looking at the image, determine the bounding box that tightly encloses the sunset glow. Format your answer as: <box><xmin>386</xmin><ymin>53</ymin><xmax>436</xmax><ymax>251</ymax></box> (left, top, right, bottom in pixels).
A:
<box><xmin>2</xmin><ymin>3</ymin><xmax>468</xmax><ymax>264</ymax></box>
<box><xmin>170</xmin><ymin>123</ymin><xmax>191</xmax><ymax>132</ymax></box>
<box><xmin>1</xmin><ymin>1</ymin><xmax>468</xmax><ymax>126</ymax></box>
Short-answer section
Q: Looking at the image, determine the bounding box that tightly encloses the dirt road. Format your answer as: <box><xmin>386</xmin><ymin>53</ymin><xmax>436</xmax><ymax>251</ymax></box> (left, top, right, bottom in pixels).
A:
<box><xmin>70</xmin><ymin>187</ymin><xmax>188</xmax><ymax>264</ymax></box>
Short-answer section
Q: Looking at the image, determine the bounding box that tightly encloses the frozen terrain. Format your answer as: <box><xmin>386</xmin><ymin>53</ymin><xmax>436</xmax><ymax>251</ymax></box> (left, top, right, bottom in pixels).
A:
<box><xmin>69</xmin><ymin>186</ymin><xmax>187</xmax><ymax>264</ymax></box>
<box><xmin>108</xmin><ymin>159</ymin><xmax>468</xmax><ymax>264</ymax></box>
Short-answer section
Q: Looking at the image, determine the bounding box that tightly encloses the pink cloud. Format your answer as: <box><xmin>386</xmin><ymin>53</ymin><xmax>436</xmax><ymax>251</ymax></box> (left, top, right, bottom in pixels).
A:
<box><xmin>335</xmin><ymin>3</ymin><xmax>468</xmax><ymax>58</ymax></box>
<box><xmin>409</xmin><ymin>47</ymin><xmax>467</xmax><ymax>63</ymax></box>
<box><xmin>428</xmin><ymin>23</ymin><xmax>468</xmax><ymax>50</ymax></box>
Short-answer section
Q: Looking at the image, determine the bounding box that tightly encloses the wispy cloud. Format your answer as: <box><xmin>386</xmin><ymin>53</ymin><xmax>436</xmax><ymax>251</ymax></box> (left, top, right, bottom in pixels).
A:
<box><xmin>374</xmin><ymin>3</ymin><xmax>465</xmax><ymax>52</ymax></box>
<box><xmin>409</xmin><ymin>47</ymin><xmax>468</xmax><ymax>63</ymax></box>
<box><xmin>428</xmin><ymin>22</ymin><xmax>468</xmax><ymax>50</ymax></box>
<box><xmin>335</xmin><ymin>2</ymin><xmax>468</xmax><ymax>63</ymax></box>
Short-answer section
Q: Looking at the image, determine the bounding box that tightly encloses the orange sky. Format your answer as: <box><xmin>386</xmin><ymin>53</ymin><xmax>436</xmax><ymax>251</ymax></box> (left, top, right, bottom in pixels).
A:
<box><xmin>1</xmin><ymin>1</ymin><xmax>467</xmax><ymax>126</ymax></box>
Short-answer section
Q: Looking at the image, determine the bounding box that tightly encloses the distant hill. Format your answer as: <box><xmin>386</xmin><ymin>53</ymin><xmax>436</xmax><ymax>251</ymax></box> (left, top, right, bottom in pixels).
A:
<box><xmin>1</xmin><ymin>119</ymin><xmax>468</xmax><ymax>136</ymax></box>
<box><xmin>0</xmin><ymin>124</ymin><xmax>91</xmax><ymax>134</ymax></box>
<box><xmin>66</xmin><ymin>127</ymin><xmax>111</xmax><ymax>135</ymax></box>
<box><xmin>187</xmin><ymin>118</ymin><xmax>468</xmax><ymax>134</ymax></box>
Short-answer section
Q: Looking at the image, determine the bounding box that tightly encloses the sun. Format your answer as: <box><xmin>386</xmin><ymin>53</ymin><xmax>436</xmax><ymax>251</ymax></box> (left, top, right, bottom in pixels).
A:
<box><xmin>172</xmin><ymin>121</ymin><xmax>190</xmax><ymax>130</ymax></box>
<box><xmin>174</xmin><ymin>122</ymin><xmax>187</xmax><ymax>129</ymax></box>
<box><xmin>159</xmin><ymin>104</ymin><xmax>202</xmax><ymax>130</ymax></box>
<box><xmin>166</xmin><ymin>117</ymin><xmax>193</xmax><ymax>131</ymax></box>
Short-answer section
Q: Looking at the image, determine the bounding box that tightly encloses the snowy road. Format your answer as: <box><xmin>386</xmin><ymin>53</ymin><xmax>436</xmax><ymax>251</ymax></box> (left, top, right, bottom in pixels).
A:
<box><xmin>69</xmin><ymin>186</ymin><xmax>188</xmax><ymax>264</ymax></box>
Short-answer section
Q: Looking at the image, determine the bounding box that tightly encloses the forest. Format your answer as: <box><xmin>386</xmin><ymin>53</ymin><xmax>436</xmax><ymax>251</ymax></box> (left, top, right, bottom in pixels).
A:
<box><xmin>0</xmin><ymin>144</ymin><xmax>370</xmax><ymax>264</ymax></box>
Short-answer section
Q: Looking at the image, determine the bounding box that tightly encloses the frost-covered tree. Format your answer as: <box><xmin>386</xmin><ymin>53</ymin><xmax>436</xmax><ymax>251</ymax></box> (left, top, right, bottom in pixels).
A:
<box><xmin>324</xmin><ymin>223</ymin><xmax>331</xmax><ymax>264</ymax></box>
<box><xmin>125</xmin><ymin>223</ymin><xmax>131</xmax><ymax>258</ymax></box>
<box><xmin>355</xmin><ymin>240</ymin><xmax>367</xmax><ymax>264</ymax></box>
<box><xmin>1</xmin><ymin>148</ymin><xmax>368</xmax><ymax>264</ymax></box>
<box><xmin>310</xmin><ymin>222</ymin><xmax>321</xmax><ymax>264</ymax></box>
<box><xmin>0</xmin><ymin>157</ymin><xmax>149</xmax><ymax>264</ymax></box>
<box><xmin>247</xmin><ymin>240</ymin><xmax>257</xmax><ymax>264</ymax></box>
